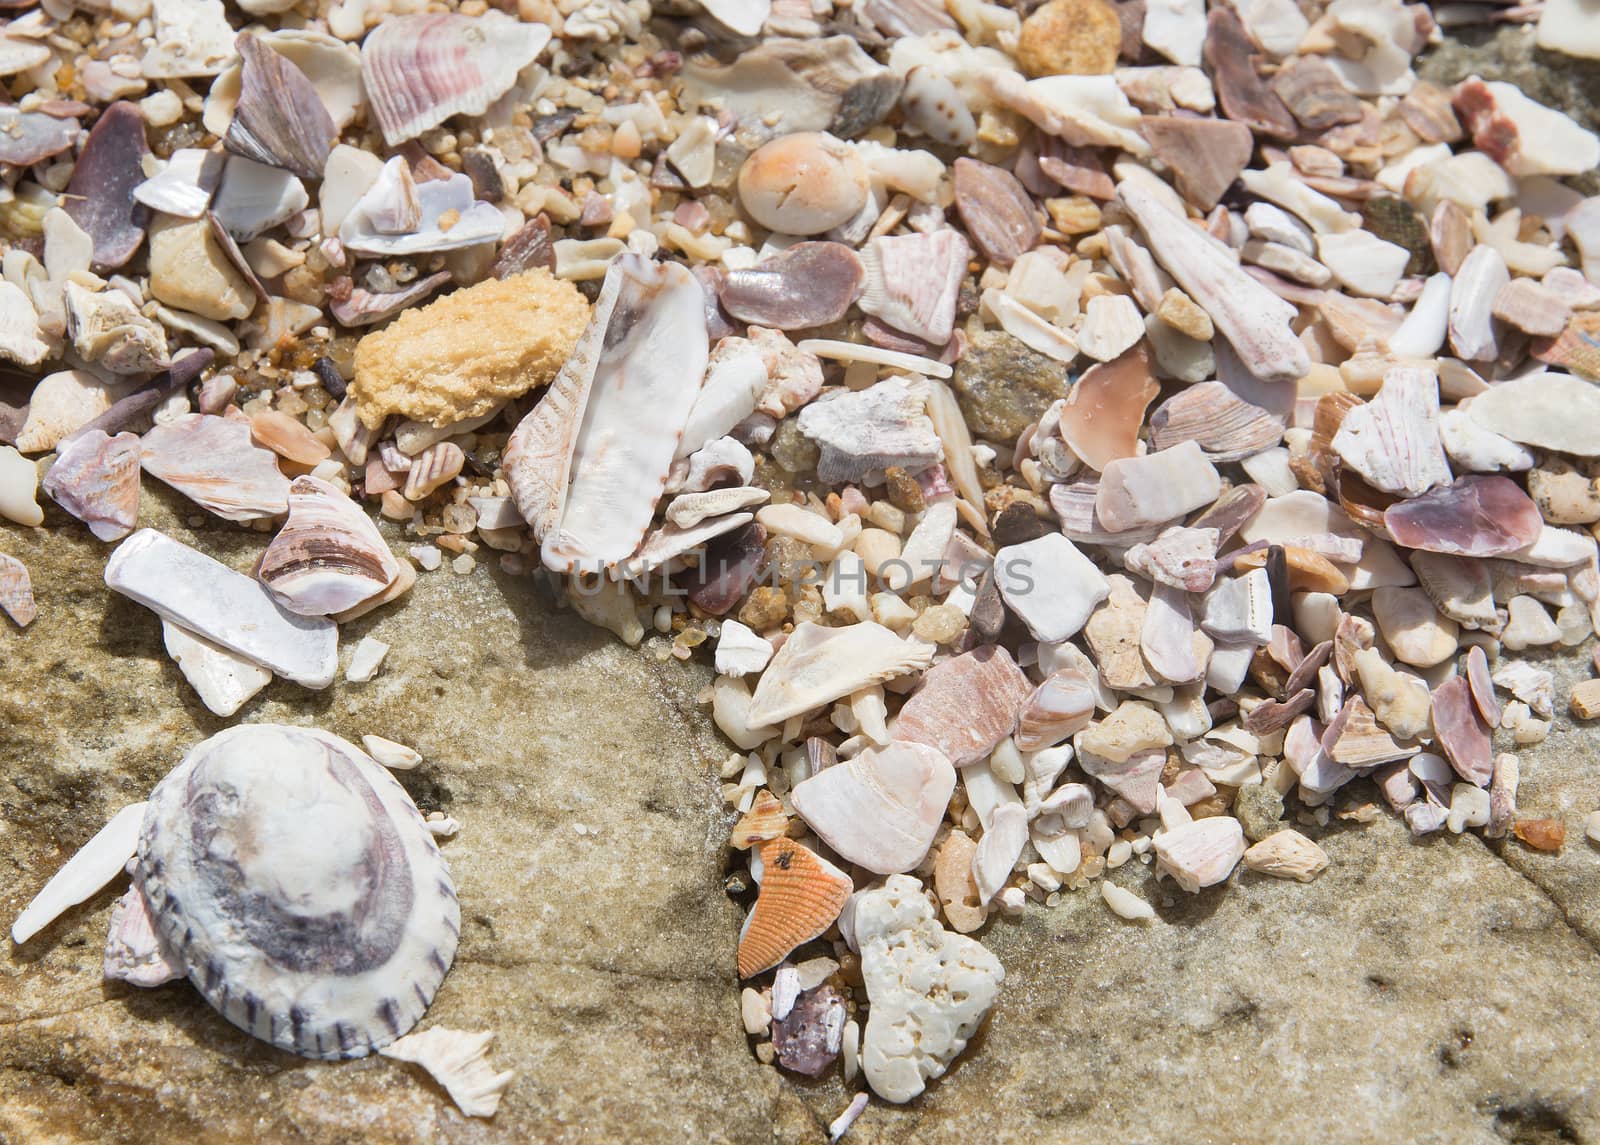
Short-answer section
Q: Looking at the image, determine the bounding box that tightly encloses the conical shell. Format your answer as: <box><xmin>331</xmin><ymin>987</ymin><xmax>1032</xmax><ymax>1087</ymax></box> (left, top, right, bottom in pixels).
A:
<box><xmin>259</xmin><ymin>475</ymin><xmax>399</xmax><ymax>616</ymax></box>
<box><xmin>136</xmin><ymin>725</ymin><xmax>460</xmax><ymax>1059</ymax></box>
<box><xmin>738</xmin><ymin>838</ymin><xmax>852</xmax><ymax>978</ymax></box>
<box><xmin>41</xmin><ymin>429</ymin><xmax>141</xmax><ymax>541</ymax></box>
<box><xmin>361</xmin><ymin>13</ymin><xmax>552</xmax><ymax>146</ymax></box>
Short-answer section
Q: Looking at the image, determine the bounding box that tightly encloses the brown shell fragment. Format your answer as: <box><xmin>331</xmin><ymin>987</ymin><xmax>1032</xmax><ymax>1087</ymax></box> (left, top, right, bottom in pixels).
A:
<box><xmin>225</xmin><ymin>35</ymin><xmax>336</xmax><ymax>180</ymax></box>
<box><xmin>1431</xmin><ymin>675</ymin><xmax>1493</xmax><ymax>786</ymax></box>
<box><xmin>1138</xmin><ymin>117</ymin><xmax>1255</xmax><ymax>211</ymax></box>
<box><xmin>717</xmin><ymin>242</ymin><xmax>865</xmax><ymax>330</ymax></box>
<box><xmin>1270</xmin><ymin>55</ymin><xmax>1364</xmax><ymax>131</ymax></box>
<box><xmin>894</xmin><ymin>644</ymin><xmax>1032</xmax><ymax>766</ymax></box>
<box><xmin>1465</xmin><ymin>645</ymin><xmax>1500</xmax><ymax>729</ymax></box>
<box><xmin>1326</xmin><ymin>696</ymin><xmax>1418</xmax><ymax>767</ymax></box>
<box><xmin>1383</xmin><ymin>476</ymin><xmax>1544</xmax><ymax>559</ymax></box>
<box><xmin>1191</xmin><ymin>484</ymin><xmax>1267</xmax><ymax>548</ymax></box>
<box><xmin>0</xmin><ymin>550</ymin><xmax>35</xmax><ymax>627</ymax></box>
<box><xmin>493</xmin><ymin>215</ymin><xmax>555</xmax><ymax>279</ymax></box>
<box><xmin>1204</xmin><ymin>7</ymin><xmax>1296</xmax><ymax>141</ymax></box>
<box><xmin>1059</xmin><ymin>345</ymin><xmax>1158</xmax><ymax>471</ymax></box>
<box><xmin>737</xmin><ymin>838</ymin><xmax>852</xmax><ymax>978</ymax></box>
<box><xmin>681</xmin><ymin>523</ymin><xmax>767</xmax><ymax>616</ymax></box>
<box><xmin>63</xmin><ymin>102</ymin><xmax>150</xmax><ymax>271</ymax></box>
<box><xmin>731</xmin><ymin>790</ymin><xmax>789</xmax><ymax>850</ymax></box>
<box><xmin>953</xmin><ymin>158</ymin><xmax>1040</xmax><ymax>267</ymax></box>
<box><xmin>771</xmin><ymin>984</ymin><xmax>847</xmax><ymax>1076</ymax></box>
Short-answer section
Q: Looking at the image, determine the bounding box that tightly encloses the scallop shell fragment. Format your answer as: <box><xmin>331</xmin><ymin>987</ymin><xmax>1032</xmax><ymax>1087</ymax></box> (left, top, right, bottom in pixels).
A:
<box><xmin>893</xmin><ymin>645</ymin><xmax>1032</xmax><ymax>766</ymax></box>
<box><xmin>259</xmin><ymin>476</ymin><xmax>400</xmax><ymax>617</ymax></box>
<box><xmin>132</xmin><ymin>725</ymin><xmax>459</xmax><ymax>1058</ymax></box>
<box><xmin>380</xmin><ymin>1028</ymin><xmax>513</xmax><ymax>1119</ymax></box>
<box><xmin>857</xmin><ymin>229</ymin><xmax>969</xmax><ymax>346</ymax></box>
<box><xmin>0</xmin><ymin>550</ymin><xmax>36</xmax><ymax>627</ymax></box>
<box><xmin>225</xmin><ymin>35</ymin><xmax>335</xmax><ymax>180</ymax></box>
<box><xmin>506</xmin><ymin>254</ymin><xmax>708</xmax><ymax>574</ymax></box>
<box><xmin>361</xmin><ymin>13</ymin><xmax>553</xmax><ymax>146</ymax></box>
<box><xmin>953</xmin><ymin>157</ymin><xmax>1040</xmax><ymax>267</ymax></box>
<box><xmin>140</xmin><ymin>413</ymin><xmax>290</xmax><ymax>521</ymax></box>
<box><xmin>1331</xmin><ymin>366</ymin><xmax>1452</xmax><ymax>498</ymax></box>
<box><xmin>790</xmin><ymin>741</ymin><xmax>955</xmax><ymax>875</ymax></box>
<box><xmin>795</xmin><ymin>376</ymin><xmax>942</xmax><ymax>485</ymax></box>
<box><xmin>737</xmin><ymin>837</ymin><xmax>852</xmax><ymax>978</ymax></box>
<box><xmin>748</xmin><ymin>621</ymin><xmax>935</xmax><ymax>726</ymax></box>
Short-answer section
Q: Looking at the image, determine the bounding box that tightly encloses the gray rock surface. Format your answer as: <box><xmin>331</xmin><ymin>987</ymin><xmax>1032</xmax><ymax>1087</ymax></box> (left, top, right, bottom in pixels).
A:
<box><xmin>7</xmin><ymin>486</ymin><xmax>1600</xmax><ymax>1144</ymax></box>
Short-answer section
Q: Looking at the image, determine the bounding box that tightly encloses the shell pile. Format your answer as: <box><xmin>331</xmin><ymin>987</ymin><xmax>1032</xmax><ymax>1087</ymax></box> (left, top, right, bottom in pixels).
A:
<box><xmin>4</xmin><ymin>0</ymin><xmax>1600</xmax><ymax>1127</ymax></box>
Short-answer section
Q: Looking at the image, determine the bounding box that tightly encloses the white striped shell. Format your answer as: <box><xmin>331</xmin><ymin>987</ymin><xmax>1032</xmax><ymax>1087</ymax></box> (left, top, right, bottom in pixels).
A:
<box><xmin>360</xmin><ymin>12</ymin><xmax>552</xmax><ymax>146</ymax></box>
<box><xmin>134</xmin><ymin>725</ymin><xmax>460</xmax><ymax>1059</ymax></box>
<box><xmin>258</xmin><ymin>475</ymin><xmax>400</xmax><ymax>616</ymax></box>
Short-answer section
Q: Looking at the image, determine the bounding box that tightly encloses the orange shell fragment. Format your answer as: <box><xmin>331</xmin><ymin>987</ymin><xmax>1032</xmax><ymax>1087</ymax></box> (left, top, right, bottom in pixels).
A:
<box><xmin>736</xmin><ymin>838</ymin><xmax>852</xmax><ymax>979</ymax></box>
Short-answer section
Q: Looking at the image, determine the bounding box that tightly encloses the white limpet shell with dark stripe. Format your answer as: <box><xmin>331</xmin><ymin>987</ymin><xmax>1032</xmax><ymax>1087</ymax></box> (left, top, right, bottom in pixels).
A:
<box><xmin>130</xmin><ymin>725</ymin><xmax>459</xmax><ymax>1059</ymax></box>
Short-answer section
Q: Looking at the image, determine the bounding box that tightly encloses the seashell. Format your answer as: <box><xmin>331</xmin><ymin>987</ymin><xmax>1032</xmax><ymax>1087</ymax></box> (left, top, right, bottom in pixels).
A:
<box><xmin>494</xmin><ymin>216</ymin><xmax>556</xmax><ymax>280</ymax></box>
<box><xmin>681</xmin><ymin>522</ymin><xmax>766</xmax><ymax>615</ymax></box>
<box><xmin>92</xmin><ymin>726</ymin><xmax>459</xmax><ymax>1057</ymax></box>
<box><xmin>737</xmin><ymin>132</ymin><xmax>870</xmax><ymax>237</ymax></box>
<box><xmin>506</xmin><ymin>255</ymin><xmax>708</xmax><ymax>573</ymax></box>
<box><xmin>737</xmin><ymin>837</ymin><xmax>852</xmax><ymax>978</ymax></box>
<box><xmin>1049</xmin><ymin>478</ymin><xmax>1161</xmax><ymax>547</ymax></box>
<box><xmin>1204</xmin><ymin>6</ymin><xmax>1296</xmax><ymax>139</ymax></box>
<box><xmin>717</xmin><ymin>242</ymin><xmax>865</xmax><ymax>330</ymax></box>
<box><xmin>1409</xmin><ymin>549</ymin><xmax>1497</xmax><ymax>628</ymax></box>
<box><xmin>680</xmin><ymin>436</ymin><xmax>756</xmax><ymax>492</ymax></box>
<box><xmin>1465</xmin><ymin>645</ymin><xmax>1500</xmax><ymax>729</ymax></box>
<box><xmin>133</xmin><ymin>148</ymin><xmax>226</xmax><ymax>220</ymax></box>
<box><xmin>361</xmin><ymin>13</ymin><xmax>552</xmax><ymax>146</ymax></box>
<box><xmin>259</xmin><ymin>476</ymin><xmax>400</xmax><ymax>617</ymax></box>
<box><xmin>1201</xmin><ymin>568</ymin><xmax>1274</xmax><ymax>644</ymax></box>
<box><xmin>1242</xmin><ymin>829</ymin><xmax>1329</xmax><ymax>882</ymax></box>
<box><xmin>682</xmin><ymin>36</ymin><xmax>897</xmax><ymax>140</ymax></box>
<box><xmin>1324</xmin><ymin>695</ymin><xmax>1418</xmax><ymax>767</ymax></box>
<box><xmin>1055</xmin><ymin>344</ymin><xmax>1156</xmax><ymax>473</ymax></box>
<box><xmin>1330</xmin><ymin>366</ymin><xmax>1452</xmax><ymax>498</ymax></box>
<box><xmin>1137</xmin><ymin>115</ymin><xmax>1253</xmax><ymax>211</ymax></box>
<box><xmin>106</xmin><ymin>530</ymin><xmax>338</xmax><ymax>688</ymax></box>
<box><xmin>0</xmin><ymin>550</ymin><xmax>36</xmax><ymax>627</ymax></box>
<box><xmin>934</xmin><ymin>830</ymin><xmax>985</xmax><ymax>933</ymax></box>
<box><xmin>205</xmin><ymin>29</ymin><xmax>364</xmax><ymax>139</ymax></box>
<box><xmin>141</xmin><ymin>413</ymin><xmax>290</xmax><ymax>521</ymax></box>
<box><xmin>1148</xmin><ymin>381</ymin><xmax>1284</xmax><ymax>464</ymax></box>
<box><xmin>15</xmin><ymin>370</ymin><xmax>130</xmax><ymax>455</ymax></box>
<box><xmin>1383</xmin><ymin>475</ymin><xmax>1543</xmax><ymax>558</ymax></box>
<box><xmin>794</xmin><ymin>337</ymin><xmax>953</xmax><ymax>379</ymax></box>
<box><xmin>0</xmin><ymin>280</ymin><xmax>48</xmax><ymax>368</ymax></box>
<box><xmin>677</xmin><ymin>344</ymin><xmax>767</xmax><ymax>462</ymax></box>
<box><xmin>380</xmin><ymin>1028</ymin><xmax>513</xmax><ymax>1119</ymax></box>
<box><xmin>0</xmin><ymin>444</ymin><xmax>40</xmax><ymax>527</ymax></box>
<box><xmin>41</xmin><ymin>429</ymin><xmax>140</xmax><ymax>542</ymax></box>
<box><xmin>142</xmin><ymin>0</ymin><xmax>236</xmax><ymax>78</ymax></box>
<box><xmin>403</xmin><ymin>442</ymin><xmax>465</xmax><ymax>502</ymax></box>
<box><xmin>983</xmin><ymin>288</ymin><xmax>1078</xmax><ymax>364</ymax></box>
<box><xmin>972</xmin><ymin>802</ymin><xmax>1027</xmax><ymax>907</ymax></box>
<box><xmin>1492</xmin><ymin>659</ymin><xmax>1553</xmax><ymax>719</ymax></box>
<box><xmin>351</xmin><ymin>156</ymin><xmax>419</xmax><ymax>236</ymax></box>
<box><xmin>1096</xmin><ymin>440</ymin><xmax>1221</xmax><ymax>533</ymax></box>
<box><xmin>0</xmin><ymin>106</ymin><xmax>78</xmax><ymax>167</ymax></box>
<box><xmin>1452</xmin><ymin>77</ymin><xmax>1600</xmax><ymax>179</ymax></box>
<box><xmin>666</xmin><ymin>487</ymin><xmax>770</xmax><ymax>530</ymax></box>
<box><xmin>1078</xmin><ymin>744</ymin><xmax>1166</xmax><ymax>813</ymax></box>
<box><xmin>341</xmin><ymin>167</ymin><xmax>504</xmax><ymax>256</ymax></box>
<box><xmin>1015</xmin><ymin>670</ymin><xmax>1096</xmax><ymax>753</ymax></box>
<box><xmin>104</xmin><ymin>882</ymin><xmax>185</xmax><ymax>988</ymax></box>
<box><xmin>730</xmin><ymin>789</ymin><xmax>788</xmax><ymax>849</ymax></box>
<box><xmin>1447</xmin><ymin>244</ymin><xmax>1508</xmax><ymax>361</ymax></box>
<box><xmin>795</xmin><ymin>376</ymin><xmax>942</xmax><ymax>485</ymax></box>
<box><xmin>210</xmin><ymin>158</ymin><xmax>309</xmax><ymax>243</ymax></box>
<box><xmin>224</xmin><ymin>35</ymin><xmax>335</xmax><ymax>181</ymax></box>
<box><xmin>900</xmin><ymin>66</ymin><xmax>976</xmax><ymax>148</ymax></box>
<box><xmin>330</xmin><ymin>271</ymin><xmax>452</xmax><ymax>328</ymax></box>
<box><xmin>995</xmin><ymin>533</ymin><xmax>1111</xmax><ymax>643</ymax></box>
<box><xmin>1270</xmin><ymin>54</ymin><xmax>1364</xmax><ymax>131</ymax></box>
<box><xmin>618</xmin><ymin>511</ymin><xmax>755</xmax><ymax>578</ymax></box>
<box><xmin>1117</xmin><ymin>182</ymin><xmax>1308</xmax><ymax>384</ymax></box>
<box><xmin>791</xmin><ymin>741</ymin><xmax>955</xmax><ymax>875</ymax></box>
<box><xmin>62</xmin><ymin>283</ymin><xmax>168</xmax><ymax>376</ymax></box>
<box><xmin>13</xmin><ymin>801</ymin><xmax>151</xmax><ymax>948</ymax></box>
<box><xmin>1431</xmin><ymin>675</ymin><xmax>1493</xmax><ymax>785</ymax></box>
<box><xmin>952</xmin><ymin>158</ymin><xmax>1040</xmax><ymax>268</ymax></box>
<box><xmin>749</xmin><ymin>621</ymin><xmax>935</xmax><ymax>726</ymax></box>
<box><xmin>1142</xmin><ymin>580</ymin><xmax>1210</xmax><ymax>684</ymax></box>
<box><xmin>1491</xmin><ymin>278</ymin><xmax>1570</xmax><ymax>339</ymax></box>
<box><xmin>1316</xmin><ymin>231</ymin><xmax>1411</xmax><ymax>299</ymax></box>
<box><xmin>699</xmin><ymin>0</ymin><xmax>771</xmax><ymax>35</ymax></box>
<box><xmin>1076</xmin><ymin>294</ymin><xmax>1143</xmax><ymax>363</ymax></box>
<box><xmin>894</xmin><ymin>645</ymin><xmax>1031</xmax><ymax>766</ymax></box>
<box><xmin>857</xmin><ymin>229</ymin><xmax>968</xmax><ymax>346</ymax></box>
<box><xmin>62</xmin><ymin>102</ymin><xmax>150</xmax><ymax>272</ymax></box>
<box><xmin>1464</xmin><ymin>371</ymin><xmax>1600</xmax><ymax>458</ymax></box>
<box><xmin>161</xmin><ymin>619</ymin><xmax>273</xmax><ymax>718</ymax></box>
<box><xmin>1125</xmin><ymin>527</ymin><xmax>1219</xmax><ymax>594</ymax></box>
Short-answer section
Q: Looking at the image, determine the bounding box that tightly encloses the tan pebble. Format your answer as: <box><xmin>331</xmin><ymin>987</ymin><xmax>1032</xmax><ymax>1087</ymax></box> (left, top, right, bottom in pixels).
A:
<box><xmin>1242</xmin><ymin>829</ymin><xmax>1329</xmax><ymax>882</ymax></box>
<box><xmin>251</xmin><ymin>409</ymin><xmax>332</xmax><ymax>466</ymax></box>
<box><xmin>933</xmin><ymin>830</ymin><xmax>986</xmax><ymax>933</ymax></box>
<box><xmin>1046</xmin><ymin>196</ymin><xmax>1102</xmax><ymax>235</ymax></box>
<box><xmin>1569</xmin><ymin>679</ymin><xmax>1600</xmax><ymax>720</ymax></box>
<box><xmin>1079</xmin><ymin>701</ymin><xmax>1172</xmax><ymax>763</ymax></box>
<box><xmin>1155</xmin><ymin>288</ymin><xmax>1215</xmax><ymax>341</ymax></box>
<box><xmin>147</xmin><ymin>216</ymin><xmax>254</xmax><ymax>322</ymax></box>
<box><xmin>854</xmin><ymin>527</ymin><xmax>902</xmax><ymax>578</ymax></box>
<box><xmin>1372</xmin><ymin>586</ymin><xmax>1458</xmax><ymax>668</ymax></box>
<box><xmin>912</xmin><ymin>603</ymin><xmax>968</xmax><ymax>645</ymax></box>
<box><xmin>739</xmin><ymin>586</ymin><xmax>789</xmax><ymax>631</ymax></box>
<box><xmin>1016</xmin><ymin>0</ymin><xmax>1122</xmax><ymax>77</ymax></box>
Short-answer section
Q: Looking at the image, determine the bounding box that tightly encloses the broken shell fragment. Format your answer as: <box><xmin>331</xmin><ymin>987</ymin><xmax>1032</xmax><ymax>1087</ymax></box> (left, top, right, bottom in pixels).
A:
<box><xmin>894</xmin><ymin>645</ymin><xmax>1031</xmax><ymax>766</ymax></box>
<box><xmin>380</xmin><ymin>1028</ymin><xmax>514</xmax><ymax>1119</ymax></box>
<box><xmin>1464</xmin><ymin>372</ymin><xmax>1600</xmax><ymax>458</ymax></box>
<box><xmin>953</xmin><ymin>157</ymin><xmax>1041</xmax><ymax>267</ymax></box>
<box><xmin>1382</xmin><ymin>476</ymin><xmax>1544</xmax><ymax>558</ymax></box>
<box><xmin>1452</xmin><ymin>77</ymin><xmax>1600</xmax><ymax>178</ymax></box>
<box><xmin>796</xmin><ymin>377</ymin><xmax>942</xmax><ymax>485</ymax></box>
<box><xmin>1242</xmin><ymin>828</ymin><xmax>1329</xmax><ymax>882</ymax></box>
<box><xmin>717</xmin><ymin>243</ymin><xmax>865</xmax><ymax>330</ymax></box>
<box><xmin>0</xmin><ymin>550</ymin><xmax>36</xmax><ymax>627</ymax></box>
<box><xmin>1096</xmin><ymin>440</ymin><xmax>1221</xmax><ymax>532</ymax></box>
<box><xmin>1015</xmin><ymin>668</ymin><xmax>1098</xmax><ymax>750</ymax></box>
<box><xmin>361</xmin><ymin>12</ymin><xmax>552</xmax><ymax>146</ymax></box>
<box><xmin>737</xmin><ymin>133</ymin><xmax>870</xmax><ymax>236</ymax></box>
<box><xmin>1331</xmin><ymin>367</ymin><xmax>1452</xmax><ymax>498</ymax></box>
<box><xmin>995</xmin><ymin>533</ymin><xmax>1111</xmax><ymax>643</ymax></box>
<box><xmin>749</xmin><ymin>621</ymin><xmax>935</xmax><ymax>727</ymax></box>
<box><xmin>1432</xmin><ymin>675</ymin><xmax>1494</xmax><ymax>786</ymax></box>
<box><xmin>162</xmin><ymin>620</ymin><xmax>272</xmax><ymax>718</ymax></box>
<box><xmin>41</xmin><ymin>429</ymin><xmax>141</xmax><ymax>541</ymax></box>
<box><xmin>225</xmin><ymin>34</ymin><xmax>335</xmax><ymax>180</ymax></box>
<box><xmin>259</xmin><ymin>476</ymin><xmax>400</xmax><ymax>617</ymax></box>
<box><xmin>63</xmin><ymin>101</ymin><xmax>150</xmax><ymax>271</ymax></box>
<box><xmin>1153</xmin><ymin>815</ymin><xmax>1246</xmax><ymax>892</ymax></box>
<box><xmin>1149</xmin><ymin>380</ymin><xmax>1284</xmax><ymax>464</ymax></box>
<box><xmin>1060</xmin><ymin>345</ymin><xmax>1159</xmax><ymax>470</ymax></box>
<box><xmin>739</xmin><ymin>838</ymin><xmax>854</xmax><ymax>978</ymax></box>
<box><xmin>790</xmin><ymin>741</ymin><xmax>955</xmax><ymax>875</ymax></box>
<box><xmin>139</xmin><ymin>413</ymin><xmax>290</xmax><ymax>521</ymax></box>
<box><xmin>857</xmin><ymin>229</ymin><xmax>969</xmax><ymax>346</ymax></box>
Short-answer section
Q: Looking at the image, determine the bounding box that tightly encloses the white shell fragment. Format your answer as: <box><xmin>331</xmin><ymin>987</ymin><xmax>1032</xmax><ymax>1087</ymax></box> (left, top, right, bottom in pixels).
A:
<box><xmin>162</xmin><ymin>620</ymin><xmax>273</xmax><ymax>718</ymax></box>
<box><xmin>1331</xmin><ymin>366</ymin><xmax>1452</xmax><ymax>497</ymax></box>
<box><xmin>995</xmin><ymin>534</ymin><xmax>1111</xmax><ymax>643</ymax></box>
<box><xmin>346</xmin><ymin>636</ymin><xmax>391</xmax><ymax>683</ymax></box>
<box><xmin>790</xmin><ymin>741</ymin><xmax>955</xmax><ymax>874</ymax></box>
<box><xmin>12</xmin><ymin>802</ymin><xmax>150</xmax><ymax>945</ymax></box>
<box><xmin>140</xmin><ymin>414</ymin><xmax>291</xmax><ymax>521</ymax></box>
<box><xmin>1153</xmin><ymin>815</ymin><xmax>1246</xmax><ymax>892</ymax></box>
<box><xmin>1096</xmin><ymin>441</ymin><xmax>1221</xmax><ymax>532</ymax></box>
<box><xmin>857</xmin><ymin>229</ymin><xmax>969</xmax><ymax>345</ymax></box>
<box><xmin>380</xmin><ymin>1028</ymin><xmax>514</xmax><ymax>1118</ymax></box>
<box><xmin>1466</xmin><ymin>373</ymin><xmax>1600</xmax><ymax>458</ymax></box>
<box><xmin>716</xmin><ymin>619</ymin><xmax>775</xmax><ymax>677</ymax></box>
<box><xmin>853</xmin><ymin>874</ymin><xmax>1004</xmax><ymax>1103</ymax></box>
<box><xmin>796</xmin><ymin>376</ymin><xmax>942</xmax><ymax>485</ymax></box>
<box><xmin>748</xmin><ymin>622</ymin><xmax>936</xmax><ymax>727</ymax></box>
<box><xmin>105</xmin><ymin>529</ymin><xmax>338</xmax><ymax>689</ymax></box>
